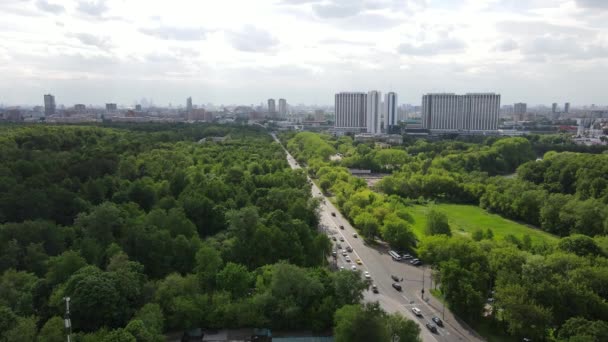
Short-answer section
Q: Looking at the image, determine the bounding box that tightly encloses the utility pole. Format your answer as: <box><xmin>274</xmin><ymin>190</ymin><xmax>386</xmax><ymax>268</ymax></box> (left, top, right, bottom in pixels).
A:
<box><xmin>63</xmin><ymin>297</ymin><xmax>72</xmax><ymax>342</ymax></box>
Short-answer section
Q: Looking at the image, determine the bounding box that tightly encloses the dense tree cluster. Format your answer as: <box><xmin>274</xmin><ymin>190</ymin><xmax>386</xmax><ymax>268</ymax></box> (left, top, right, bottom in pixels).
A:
<box><xmin>0</xmin><ymin>124</ymin><xmax>378</xmax><ymax>341</ymax></box>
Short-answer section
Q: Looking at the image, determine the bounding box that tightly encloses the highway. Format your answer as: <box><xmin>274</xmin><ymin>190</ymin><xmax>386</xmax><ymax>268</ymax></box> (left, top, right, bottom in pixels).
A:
<box><xmin>272</xmin><ymin>133</ymin><xmax>484</xmax><ymax>342</ymax></box>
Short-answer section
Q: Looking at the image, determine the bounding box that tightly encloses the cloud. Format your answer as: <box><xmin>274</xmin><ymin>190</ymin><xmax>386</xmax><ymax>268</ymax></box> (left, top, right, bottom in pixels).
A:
<box><xmin>496</xmin><ymin>39</ymin><xmax>519</xmax><ymax>52</ymax></box>
<box><xmin>313</xmin><ymin>2</ymin><xmax>363</xmax><ymax>18</ymax></box>
<box><xmin>140</xmin><ymin>26</ymin><xmax>208</xmax><ymax>41</ymax></box>
<box><xmin>320</xmin><ymin>38</ymin><xmax>374</xmax><ymax>46</ymax></box>
<box><xmin>496</xmin><ymin>20</ymin><xmax>594</xmax><ymax>37</ymax></box>
<box><xmin>576</xmin><ymin>0</ymin><xmax>608</xmax><ymax>8</ymax></box>
<box><xmin>226</xmin><ymin>26</ymin><xmax>279</xmax><ymax>53</ymax></box>
<box><xmin>77</xmin><ymin>0</ymin><xmax>108</xmax><ymax>16</ymax></box>
<box><xmin>397</xmin><ymin>38</ymin><xmax>466</xmax><ymax>56</ymax></box>
<box><xmin>35</xmin><ymin>0</ymin><xmax>64</xmax><ymax>14</ymax></box>
<box><xmin>72</xmin><ymin>33</ymin><xmax>111</xmax><ymax>50</ymax></box>
<box><xmin>521</xmin><ymin>36</ymin><xmax>608</xmax><ymax>60</ymax></box>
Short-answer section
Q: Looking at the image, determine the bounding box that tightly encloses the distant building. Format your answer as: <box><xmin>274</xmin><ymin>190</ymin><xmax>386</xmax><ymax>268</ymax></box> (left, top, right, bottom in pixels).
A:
<box><xmin>514</xmin><ymin>102</ymin><xmax>527</xmax><ymax>121</ymax></box>
<box><xmin>552</xmin><ymin>103</ymin><xmax>558</xmax><ymax>113</ymax></box>
<box><xmin>267</xmin><ymin>99</ymin><xmax>276</xmax><ymax>116</ymax></box>
<box><xmin>384</xmin><ymin>92</ymin><xmax>397</xmax><ymax>133</ymax></box>
<box><xmin>314</xmin><ymin>109</ymin><xmax>325</xmax><ymax>122</ymax></box>
<box><xmin>106</xmin><ymin>103</ymin><xmax>118</xmax><ymax>112</ymax></box>
<box><xmin>187</xmin><ymin>97</ymin><xmax>193</xmax><ymax>113</ymax></box>
<box><xmin>135</xmin><ymin>104</ymin><xmax>142</xmax><ymax>111</ymax></box>
<box><xmin>278</xmin><ymin>98</ymin><xmax>287</xmax><ymax>117</ymax></box>
<box><xmin>565</xmin><ymin>102</ymin><xmax>570</xmax><ymax>113</ymax></box>
<box><xmin>366</xmin><ymin>91</ymin><xmax>381</xmax><ymax>134</ymax></box>
<box><xmin>74</xmin><ymin>104</ymin><xmax>86</xmax><ymax>112</ymax></box>
<box><xmin>44</xmin><ymin>94</ymin><xmax>56</xmax><ymax>116</ymax></box>
<box><xmin>422</xmin><ymin>93</ymin><xmax>500</xmax><ymax>132</ymax></box>
<box><xmin>334</xmin><ymin>92</ymin><xmax>367</xmax><ymax>133</ymax></box>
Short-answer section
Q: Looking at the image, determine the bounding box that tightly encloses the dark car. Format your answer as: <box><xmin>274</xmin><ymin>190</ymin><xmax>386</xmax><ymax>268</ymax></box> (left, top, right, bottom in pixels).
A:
<box><xmin>432</xmin><ymin>316</ymin><xmax>443</xmax><ymax>327</ymax></box>
<box><xmin>391</xmin><ymin>275</ymin><xmax>400</xmax><ymax>282</ymax></box>
<box><xmin>331</xmin><ymin>212</ymin><xmax>336</xmax><ymax>217</ymax></box>
<box><xmin>346</xmin><ymin>246</ymin><xmax>353</xmax><ymax>252</ymax></box>
<box><xmin>425</xmin><ymin>323</ymin><xmax>438</xmax><ymax>333</ymax></box>
<box><xmin>392</xmin><ymin>283</ymin><xmax>402</xmax><ymax>291</ymax></box>
<box><xmin>331</xmin><ymin>251</ymin><xmax>337</xmax><ymax>257</ymax></box>
<box><xmin>372</xmin><ymin>284</ymin><xmax>379</xmax><ymax>293</ymax></box>
<box><xmin>339</xmin><ymin>225</ymin><xmax>344</xmax><ymax>229</ymax></box>
<box><xmin>332</xmin><ymin>236</ymin><xmax>337</xmax><ymax>241</ymax></box>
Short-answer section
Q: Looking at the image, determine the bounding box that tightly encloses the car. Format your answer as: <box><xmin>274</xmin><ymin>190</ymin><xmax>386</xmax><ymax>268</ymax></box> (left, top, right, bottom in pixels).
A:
<box><xmin>391</xmin><ymin>275</ymin><xmax>400</xmax><ymax>282</ymax></box>
<box><xmin>372</xmin><ymin>284</ymin><xmax>378</xmax><ymax>293</ymax></box>
<box><xmin>352</xmin><ymin>233</ymin><xmax>358</xmax><ymax>238</ymax></box>
<box><xmin>364</xmin><ymin>271</ymin><xmax>371</xmax><ymax>279</ymax></box>
<box><xmin>331</xmin><ymin>212</ymin><xmax>336</xmax><ymax>217</ymax></box>
<box><xmin>346</xmin><ymin>246</ymin><xmax>353</xmax><ymax>252</ymax></box>
<box><xmin>345</xmin><ymin>256</ymin><xmax>351</xmax><ymax>262</ymax></box>
<box><xmin>339</xmin><ymin>237</ymin><xmax>344</xmax><ymax>242</ymax></box>
<box><xmin>339</xmin><ymin>225</ymin><xmax>344</xmax><ymax>230</ymax></box>
<box><xmin>411</xmin><ymin>307</ymin><xmax>422</xmax><ymax>317</ymax></box>
<box><xmin>342</xmin><ymin>251</ymin><xmax>347</xmax><ymax>257</ymax></box>
<box><xmin>332</xmin><ymin>236</ymin><xmax>337</xmax><ymax>241</ymax></box>
<box><xmin>356</xmin><ymin>258</ymin><xmax>362</xmax><ymax>265</ymax></box>
<box><xmin>425</xmin><ymin>323</ymin><xmax>438</xmax><ymax>333</ymax></box>
<box><xmin>339</xmin><ymin>266</ymin><xmax>344</xmax><ymax>271</ymax></box>
<box><xmin>351</xmin><ymin>265</ymin><xmax>357</xmax><ymax>271</ymax></box>
<box><xmin>392</xmin><ymin>283</ymin><xmax>402</xmax><ymax>291</ymax></box>
<box><xmin>410</xmin><ymin>258</ymin><xmax>422</xmax><ymax>266</ymax></box>
<box><xmin>331</xmin><ymin>251</ymin><xmax>337</xmax><ymax>257</ymax></box>
<box><xmin>402</xmin><ymin>254</ymin><xmax>413</xmax><ymax>260</ymax></box>
<box><xmin>336</xmin><ymin>243</ymin><xmax>342</xmax><ymax>249</ymax></box>
<box><xmin>432</xmin><ymin>316</ymin><xmax>443</xmax><ymax>327</ymax></box>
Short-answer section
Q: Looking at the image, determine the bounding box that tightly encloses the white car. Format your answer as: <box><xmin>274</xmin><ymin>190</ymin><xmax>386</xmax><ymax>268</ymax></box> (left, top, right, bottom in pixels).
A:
<box><xmin>345</xmin><ymin>256</ymin><xmax>351</xmax><ymax>263</ymax></box>
<box><xmin>351</xmin><ymin>265</ymin><xmax>357</xmax><ymax>271</ymax></box>
<box><xmin>340</xmin><ymin>266</ymin><xmax>345</xmax><ymax>271</ymax></box>
<box><xmin>364</xmin><ymin>271</ymin><xmax>371</xmax><ymax>279</ymax></box>
<box><xmin>411</xmin><ymin>307</ymin><xmax>422</xmax><ymax>317</ymax></box>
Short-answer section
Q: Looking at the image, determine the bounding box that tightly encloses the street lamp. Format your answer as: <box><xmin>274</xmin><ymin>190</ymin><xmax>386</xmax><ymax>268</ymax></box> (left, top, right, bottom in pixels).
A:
<box><xmin>63</xmin><ymin>297</ymin><xmax>72</xmax><ymax>342</ymax></box>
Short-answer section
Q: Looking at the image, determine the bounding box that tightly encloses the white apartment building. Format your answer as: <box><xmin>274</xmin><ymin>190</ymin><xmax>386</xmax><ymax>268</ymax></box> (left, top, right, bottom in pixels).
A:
<box><xmin>384</xmin><ymin>92</ymin><xmax>397</xmax><ymax>132</ymax></box>
<box><xmin>422</xmin><ymin>93</ymin><xmax>500</xmax><ymax>132</ymax></box>
<box><xmin>334</xmin><ymin>92</ymin><xmax>367</xmax><ymax>132</ymax></box>
<box><xmin>366</xmin><ymin>90</ymin><xmax>381</xmax><ymax>134</ymax></box>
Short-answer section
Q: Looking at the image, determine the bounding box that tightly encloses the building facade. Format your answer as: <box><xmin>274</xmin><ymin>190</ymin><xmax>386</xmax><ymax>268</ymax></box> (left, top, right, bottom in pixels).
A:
<box><xmin>267</xmin><ymin>99</ymin><xmax>276</xmax><ymax>116</ymax></box>
<box><xmin>514</xmin><ymin>102</ymin><xmax>527</xmax><ymax>121</ymax></box>
<box><xmin>384</xmin><ymin>92</ymin><xmax>397</xmax><ymax>133</ymax></box>
<box><xmin>278</xmin><ymin>98</ymin><xmax>287</xmax><ymax>117</ymax></box>
<box><xmin>334</xmin><ymin>92</ymin><xmax>367</xmax><ymax>132</ymax></box>
<box><xmin>187</xmin><ymin>97</ymin><xmax>193</xmax><ymax>113</ymax></box>
<box><xmin>366</xmin><ymin>90</ymin><xmax>381</xmax><ymax>134</ymax></box>
<box><xmin>422</xmin><ymin>93</ymin><xmax>500</xmax><ymax>132</ymax></box>
<box><xmin>106</xmin><ymin>103</ymin><xmax>118</xmax><ymax>112</ymax></box>
<box><xmin>44</xmin><ymin>94</ymin><xmax>56</xmax><ymax>116</ymax></box>
<box><xmin>565</xmin><ymin>102</ymin><xmax>570</xmax><ymax>113</ymax></box>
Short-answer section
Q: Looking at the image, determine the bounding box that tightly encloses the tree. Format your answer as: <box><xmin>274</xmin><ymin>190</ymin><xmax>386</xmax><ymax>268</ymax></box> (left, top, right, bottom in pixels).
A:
<box><xmin>386</xmin><ymin>313</ymin><xmax>422</xmax><ymax>342</ymax></box>
<box><xmin>133</xmin><ymin>303</ymin><xmax>164</xmax><ymax>335</ymax></box>
<box><xmin>194</xmin><ymin>244</ymin><xmax>223</xmax><ymax>290</ymax></box>
<box><xmin>558</xmin><ymin>317</ymin><xmax>608</xmax><ymax>342</ymax></box>
<box><xmin>425</xmin><ymin>209</ymin><xmax>451</xmax><ymax>236</ymax></box>
<box><xmin>353</xmin><ymin>212</ymin><xmax>380</xmax><ymax>240</ymax></box>
<box><xmin>334</xmin><ymin>303</ymin><xmax>389</xmax><ymax>342</ymax></box>
<box><xmin>381</xmin><ymin>215</ymin><xmax>416</xmax><ymax>251</ymax></box>
<box><xmin>45</xmin><ymin>250</ymin><xmax>87</xmax><ymax>286</ymax></box>
<box><xmin>216</xmin><ymin>262</ymin><xmax>252</xmax><ymax>298</ymax></box>
<box><xmin>38</xmin><ymin>316</ymin><xmax>65</xmax><ymax>342</ymax></box>
<box><xmin>557</xmin><ymin>234</ymin><xmax>604</xmax><ymax>257</ymax></box>
<box><xmin>332</xmin><ymin>269</ymin><xmax>369</xmax><ymax>306</ymax></box>
<box><xmin>2</xmin><ymin>315</ymin><xmax>37</xmax><ymax>342</ymax></box>
<box><xmin>101</xmin><ymin>329</ymin><xmax>136</xmax><ymax>342</ymax></box>
<box><xmin>0</xmin><ymin>269</ymin><xmax>38</xmax><ymax>315</ymax></box>
<box><xmin>472</xmin><ymin>228</ymin><xmax>484</xmax><ymax>241</ymax></box>
<box><xmin>496</xmin><ymin>283</ymin><xmax>552</xmax><ymax>340</ymax></box>
<box><xmin>438</xmin><ymin>259</ymin><xmax>487</xmax><ymax>320</ymax></box>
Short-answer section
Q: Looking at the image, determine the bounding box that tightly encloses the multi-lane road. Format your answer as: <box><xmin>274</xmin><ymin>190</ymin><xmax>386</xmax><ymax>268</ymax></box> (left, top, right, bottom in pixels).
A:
<box><xmin>272</xmin><ymin>133</ymin><xmax>484</xmax><ymax>342</ymax></box>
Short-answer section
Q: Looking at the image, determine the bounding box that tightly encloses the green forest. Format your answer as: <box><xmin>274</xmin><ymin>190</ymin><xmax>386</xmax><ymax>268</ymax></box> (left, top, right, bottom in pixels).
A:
<box><xmin>283</xmin><ymin>131</ymin><xmax>608</xmax><ymax>342</ymax></box>
<box><xmin>0</xmin><ymin>124</ymin><xmax>421</xmax><ymax>342</ymax></box>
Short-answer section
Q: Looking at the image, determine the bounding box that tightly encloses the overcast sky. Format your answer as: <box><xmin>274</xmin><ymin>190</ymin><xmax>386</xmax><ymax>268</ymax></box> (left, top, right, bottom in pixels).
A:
<box><xmin>1</xmin><ymin>0</ymin><xmax>607</xmax><ymax>107</ymax></box>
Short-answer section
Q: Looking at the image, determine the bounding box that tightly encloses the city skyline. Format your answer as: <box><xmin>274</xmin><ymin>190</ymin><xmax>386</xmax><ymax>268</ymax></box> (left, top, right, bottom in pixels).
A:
<box><xmin>1</xmin><ymin>0</ymin><xmax>608</xmax><ymax>106</ymax></box>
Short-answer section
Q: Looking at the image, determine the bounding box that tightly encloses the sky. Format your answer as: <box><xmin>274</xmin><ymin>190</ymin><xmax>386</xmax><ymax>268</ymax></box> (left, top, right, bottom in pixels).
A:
<box><xmin>1</xmin><ymin>0</ymin><xmax>608</xmax><ymax>107</ymax></box>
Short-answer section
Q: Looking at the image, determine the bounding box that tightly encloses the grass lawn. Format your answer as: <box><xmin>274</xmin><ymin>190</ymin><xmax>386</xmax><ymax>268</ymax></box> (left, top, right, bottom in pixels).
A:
<box><xmin>409</xmin><ymin>204</ymin><xmax>558</xmax><ymax>244</ymax></box>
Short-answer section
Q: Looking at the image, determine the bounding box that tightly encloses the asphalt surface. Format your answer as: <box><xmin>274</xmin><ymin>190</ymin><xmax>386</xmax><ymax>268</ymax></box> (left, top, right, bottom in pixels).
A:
<box><xmin>272</xmin><ymin>133</ymin><xmax>484</xmax><ymax>342</ymax></box>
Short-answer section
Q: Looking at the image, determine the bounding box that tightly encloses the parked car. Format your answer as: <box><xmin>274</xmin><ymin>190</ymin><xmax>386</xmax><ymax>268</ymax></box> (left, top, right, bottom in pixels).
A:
<box><xmin>345</xmin><ymin>256</ymin><xmax>351</xmax><ymax>262</ymax></box>
<box><xmin>339</xmin><ymin>237</ymin><xmax>344</xmax><ymax>242</ymax></box>
<box><xmin>351</xmin><ymin>265</ymin><xmax>357</xmax><ymax>271</ymax></box>
<box><xmin>346</xmin><ymin>246</ymin><xmax>353</xmax><ymax>252</ymax></box>
<box><xmin>432</xmin><ymin>316</ymin><xmax>443</xmax><ymax>327</ymax></box>
<box><xmin>352</xmin><ymin>233</ymin><xmax>358</xmax><ymax>238</ymax></box>
<box><xmin>402</xmin><ymin>254</ymin><xmax>413</xmax><ymax>260</ymax></box>
<box><xmin>331</xmin><ymin>212</ymin><xmax>336</xmax><ymax>217</ymax></box>
<box><xmin>342</xmin><ymin>251</ymin><xmax>347</xmax><ymax>257</ymax></box>
<box><xmin>331</xmin><ymin>251</ymin><xmax>337</xmax><ymax>257</ymax></box>
<box><xmin>339</xmin><ymin>225</ymin><xmax>344</xmax><ymax>230</ymax></box>
<box><xmin>364</xmin><ymin>271</ymin><xmax>371</xmax><ymax>279</ymax></box>
<box><xmin>336</xmin><ymin>243</ymin><xmax>342</xmax><ymax>249</ymax></box>
<box><xmin>332</xmin><ymin>236</ymin><xmax>337</xmax><ymax>241</ymax></box>
<box><xmin>391</xmin><ymin>275</ymin><xmax>400</xmax><ymax>282</ymax></box>
<box><xmin>410</xmin><ymin>258</ymin><xmax>422</xmax><ymax>266</ymax></box>
<box><xmin>425</xmin><ymin>323</ymin><xmax>438</xmax><ymax>333</ymax></box>
<box><xmin>372</xmin><ymin>284</ymin><xmax>378</xmax><ymax>293</ymax></box>
<box><xmin>392</xmin><ymin>283</ymin><xmax>402</xmax><ymax>291</ymax></box>
<box><xmin>411</xmin><ymin>307</ymin><xmax>422</xmax><ymax>317</ymax></box>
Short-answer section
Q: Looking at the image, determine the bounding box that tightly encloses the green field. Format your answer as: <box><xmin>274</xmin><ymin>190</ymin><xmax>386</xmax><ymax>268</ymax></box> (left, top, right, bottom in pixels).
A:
<box><xmin>409</xmin><ymin>204</ymin><xmax>558</xmax><ymax>244</ymax></box>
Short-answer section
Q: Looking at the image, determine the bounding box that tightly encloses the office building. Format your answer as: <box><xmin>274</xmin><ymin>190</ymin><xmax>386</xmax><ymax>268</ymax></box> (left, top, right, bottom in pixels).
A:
<box><xmin>565</xmin><ymin>102</ymin><xmax>570</xmax><ymax>114</ymax></box>
<box><xmin>334</xmin><ymin>92</ymin><xmax>367</xmax><ymax>132</ymax></box>
<box><xmin>278</xmin><ymin>99</ymin><xmax>287</xmax><ymax>117</ymax></box>
<box><xmin>384</xmin><ymin>92</ymin><xmax>397</xmax><ymax>133</ymax></box>
<box><xmin>268</xmin><ymin>99</ymin><xmax>276</xmax><ymax>115</ymax></box>
<box><xmin>44</xmin><ymin>94</ymin><xmax>56</xmax><ymax>116</ymax></box>
<box><xmin>552</xmin><ymin>103</ymin><xmax>558</xmax><ymax>113</ymax></box>
<box><xmin>135</xmin><ymin>104</ymin><xmax>142</xmax><ymax>111</ymax></box>
<box><xmin>106</xmin><ymin>103</ymin><xmax>118</xmax><ymax>112</ymax></box>
<box><xmin>514</xmin><ymin>103</ymin><xmax>527</xmax><ymax>121</ymax></box>
<box><xmin>366</xmin><ymin>90</ymin><xmax>382</xmax><ymax>134</ymax></box>
<box><xmin>74</xmin><ymin>104</ymin><xmax>86</xmax><ymax>111</ymax></box>
<box><xmin>422</xmin><ymin>93</ymin><xmax>500</xmax><ymax>132</ymax></box>
<box><xmin>187</xmin><ymin>97</ymin><xmax>193</xmax><ymax>113</ymax></box>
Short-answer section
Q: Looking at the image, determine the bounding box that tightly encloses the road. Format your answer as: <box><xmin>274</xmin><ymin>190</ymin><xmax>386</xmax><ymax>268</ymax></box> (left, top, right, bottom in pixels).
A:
<box><xmin>272</xmin><ymin>133</ymin><xmax>484</xmax><ymax>342</ymax></box>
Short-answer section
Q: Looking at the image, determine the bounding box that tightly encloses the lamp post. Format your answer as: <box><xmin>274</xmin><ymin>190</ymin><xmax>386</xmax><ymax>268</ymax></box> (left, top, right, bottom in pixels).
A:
<box><xmin>63</xmin><ymin>297</ymin><xmax>72</xmax><ymax>342</ymax></box>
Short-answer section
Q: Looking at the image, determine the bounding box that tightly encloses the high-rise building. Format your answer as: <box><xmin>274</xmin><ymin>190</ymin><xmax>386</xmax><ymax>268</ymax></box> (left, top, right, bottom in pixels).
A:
<box><xmin>187</xmin><ymin>97</ymin><xmax>193</xmax><ymax>113</ymax></box>
<box><xmin>514</xmin><ymin>103</ymin><xmax>527</xmax><ymax>121</ymax></box>
<box><xmin>135</xmin><ymin>104</ymin><xmax>142</xmax><ymax>111</ymax></box>
<box><xmin>552</xmin><ymin>103</ymin><xmax>558</xmax><ymax>113</ymax></box>
<box><xmin>106</xmin><ymin>103</ymin><xmax>118</xmax><ymax>112</ymax></box>
<box><xmin>384</xmin><ymin>92</ymin><xmax>397</xmax><ymax>133</ymax></box>
<box><xmin>334</xmin><ymin>92</ymin><xmax>367</xmax><ymax>132</ymax></box>
<box><xmin>74</xmin><ymin>104</ymin><xmax>86</xmax><ymax>112</ymax></box>
<box><xmin>422</xmin><ymin>93</ymin><xmax>500</xmax><ymax>131</ymax></box>
<box><xmin>278</xmin><ymin>98</ymin><xmax>287</xmax><ymax>117</ymax></box>
<box><xmin>267</xmin><ymin>99</ymin><xmax>276</xmax><ymax>116</ymax></box>
<box><xmin>564</xmin><ymin>102</ymin><xmax>570</xmax><ymax>113</ymax></box>
<box><xmin>44</xmin><ymin>94</ymin><xmax>56</xmax><ymax>116</ymax></box>
<box><xmin>366</xmin><ymin>90</ymin><xmax>382</xmax><ymax>134</ymax></box>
